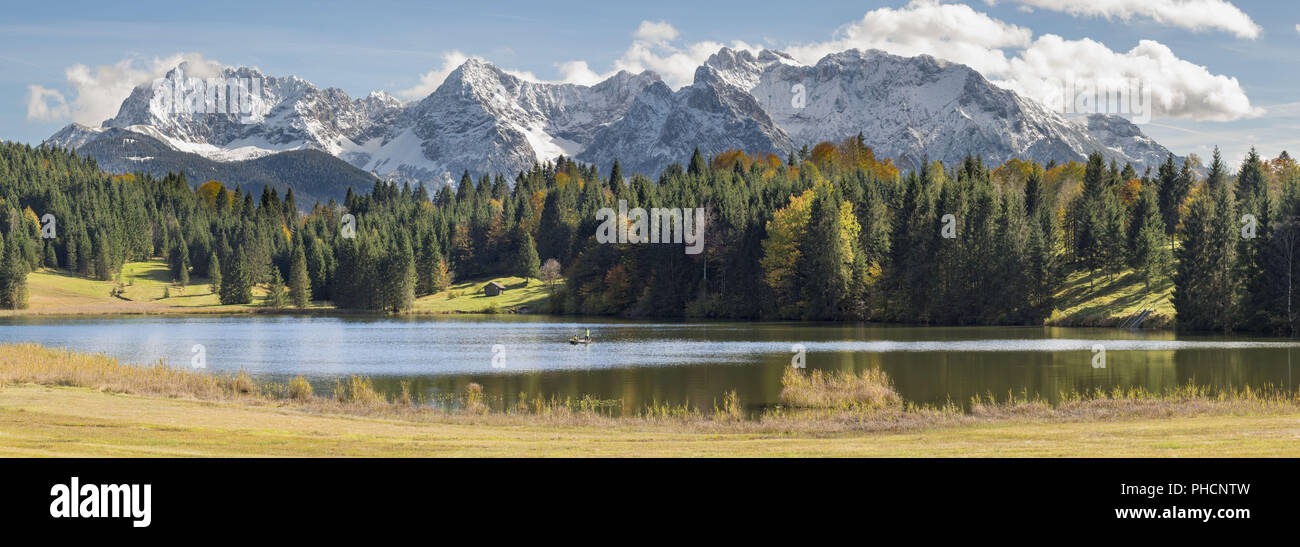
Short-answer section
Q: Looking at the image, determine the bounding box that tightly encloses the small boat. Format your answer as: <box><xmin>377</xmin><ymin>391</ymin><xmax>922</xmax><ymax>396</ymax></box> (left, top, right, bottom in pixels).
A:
<box><xmin>568</xmin><ymin>336</ymin><xmax>593</xmax><ymax>345</ymax></box>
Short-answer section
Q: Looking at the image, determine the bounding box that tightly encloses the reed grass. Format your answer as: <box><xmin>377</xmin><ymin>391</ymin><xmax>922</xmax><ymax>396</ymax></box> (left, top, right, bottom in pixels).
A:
<box><xmin>2</xmin><ymin>343</ymin><xmax>1298</xmax><ymax>435</ymax></box>
<box><xmin>779</xmin><ymin>367</ymin><xmax>902</xmax><ymax>410</ymax></box>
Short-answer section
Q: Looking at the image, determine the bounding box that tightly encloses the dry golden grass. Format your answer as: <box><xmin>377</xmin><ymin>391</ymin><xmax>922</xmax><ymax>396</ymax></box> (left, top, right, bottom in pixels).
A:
<box><xmin>780</xmin><ymin>367</ymin><xmax>902</xmax><ymax>410</ymax></box>
<box><xmin>2</xmin><ymin>343</ymin><xmax>1299</xmax><ymax>440</ymax></box>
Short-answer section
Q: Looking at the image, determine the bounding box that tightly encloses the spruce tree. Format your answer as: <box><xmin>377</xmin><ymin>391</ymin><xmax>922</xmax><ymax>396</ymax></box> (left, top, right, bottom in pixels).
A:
<box><xmin>289</xmin><ymin>237</ymin><xmax>311</xmax><ymax>308</ymax></box>
<box><xmin>1130</xmin><ymin>187</ymin><xmax>1172</xmax><ymax>288</ymax></box>
<box><xmin>265</xmin><ymin>268</ymin><xmax>287</xmax><ymax>307</ymax></box>
<box><xmin>515</xmin><ymin>230</ymin><xmax>541</xmax><ymax>279</ymax></box>
<box><xmin>801</xmin><ymin>183</ymin><xmax>851</xmax><ymax>320</ymax></box>
<box><xmin>208</xmin><ymin>252</ymin><xmax>222</xmax><ymax>295</ymax></box>
<box><xmin>219</xmin><ymin>246</ymin><xmax>253</xmax><ymax>305</ymax></box>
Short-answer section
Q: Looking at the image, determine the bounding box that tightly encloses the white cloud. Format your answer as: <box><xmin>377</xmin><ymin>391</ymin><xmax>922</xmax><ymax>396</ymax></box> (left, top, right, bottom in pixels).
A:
<box><xmin>556</xmin><ymin>20</ymin><xmax>761</xmax><ymax>89</ymax></box>
<box><xmin>1295</xmin><ymin>23</ymin><xmax>1300</xmax><ymax>35</ymax></box>
<box><xmin>25</xmin><ymin>85</ymin><xmax>69</xmax><ymax>122</ymax></box>
<box><xmin>988</xmin><ymin>0</ymin><xmax>1262</xmax><ymax>39</ymax></box>
<box><xmin>785</xmin><ymin>0</ymin><xmax>1032</xmax><ymax>74</ymax></box>
<box><xmin>26</xmin><ymin>53</ymin><xmax>221</xmax><ymax>126</ymax></box>
<box><xmin>776</xmin><ymin>0</ymin><xmax>1257</xmax><ymax>121</ymax></box>
<box><xmin>398</xmin><ymin>50</ymin><xmax>470</xmax><ymax>100</ymax></box>
<box><xmin>635</xmin><ymin>21</ymin><xmax>679</xmax><ymax>46</ymax></box>
<box><xmin>1005</xmin><ymin>36</ymin><xmax>1258</xmax><ymax>121</ymax></box>
<box><xmin>554</xmin><ymin>61</ymin><xmax>605</xmax><ymax>86</ymax></box>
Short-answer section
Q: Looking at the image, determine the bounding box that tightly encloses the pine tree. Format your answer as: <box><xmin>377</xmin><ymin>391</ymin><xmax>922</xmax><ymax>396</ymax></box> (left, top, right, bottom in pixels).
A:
<box><xmin>1073</xmin><ymin>153</ymin><xmax>1123</xmax><ymax>278</ymax></box>
<box><xmin>289</xmin><ymin>236</ymin><xmax>311</xmax><ymax>308</ymax></box>
<box><xmin>514</xmin><ymin>229</ymin><xmax>541</xmax><ymax>279</ymax></box>
<box><xmin>64</xmin><ymin>236</ymin><xmax>77</xmax><ymax>274</ymax></box>
<box><xmin>1260</xmin><ymin>180</ymin><xmax>1300</xmax><ymax>334</ymax></box>
<box><xmin>1130</xmin><ymin>186</ymin><xmax>1172</xmax><ymax>288</ymax></box>
<box><xmin>169</xmin><ymin>234</ymin><xmax>190</xmax><ymax>286</ymax></box>
<box><xmin>801</xmin><ymin>183</ymin><xmax>855</xmax><ymax>320</ymax></box>
<box><xmin>219</xmin><ymin>246</ymin><xmax>253</xmax><ymax>305</ymax></box>
<box><xmin>92</xmin><ymin>234</ymin><xmax>113</xmax><ymax>281</ymax></box>
<box><xmin>265</xmin><ymin>268</ymin><xmax>287</xmax><ymax>307</ymax></box>
<box><xmin>688</xmin><ymin>148</ymin><xmax>707</xmax><ymax>177</ymax></box>
<box><xmin>1175</xmin><ymin>185</ymin><xmax>1237</xmax><ymax>332</ymax></box>
<box><xmin>77</xmin><ymin>232</ymin><xmax>93</xmax><ymax>276</ymax></box>
<box><xmin>1237</xmin><ymin>148</ymin><xmax>1275</xmax><ymax>330</ymax></box>
<box><xmin>208</xmin><ymin>252</ymin><xmax>222</xmax><ymax>295</ymax></box>
<box><xmin>0</xmin><ymin>232</ymin><xmax>29</xmax><ymax>310</ymax></box>
<box><xmin>385</xmin><ymin>234</ymin><xmax>416</xmax><ymax>313</ymax></box>
<box><xmin>43</xmin><ymin>241</ymin><xmax>58</xmax><ymax>269</ymax></box>
<box><xmin>608</xmin><ymin>160</ymin><xmax>623</xmax><ymax>193</ymax></box>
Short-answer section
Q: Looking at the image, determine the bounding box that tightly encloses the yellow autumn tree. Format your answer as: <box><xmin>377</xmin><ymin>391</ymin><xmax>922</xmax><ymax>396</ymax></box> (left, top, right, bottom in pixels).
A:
<box><xmin>761</xmin><ymin>189</ymin><xmax>814</xmax><ymax>310</ymax></box>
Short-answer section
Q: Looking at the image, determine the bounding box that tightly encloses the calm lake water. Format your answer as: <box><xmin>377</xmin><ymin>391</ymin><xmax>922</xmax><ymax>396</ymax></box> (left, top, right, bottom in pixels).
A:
<box><xmin>1</xmin><ymin>315</ymin><xmax>1297</xmax><ymax>413</ymax></box>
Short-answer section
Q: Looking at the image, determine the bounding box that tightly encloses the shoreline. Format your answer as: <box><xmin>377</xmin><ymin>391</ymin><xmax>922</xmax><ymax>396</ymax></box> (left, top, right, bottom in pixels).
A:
<box><xmin>2</xmin><ymin>343</ymin><xmax>1298</xmax><ymax>457</ymax></box>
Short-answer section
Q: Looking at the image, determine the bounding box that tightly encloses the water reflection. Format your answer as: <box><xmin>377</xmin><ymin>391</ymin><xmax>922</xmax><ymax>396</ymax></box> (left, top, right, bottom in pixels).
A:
<box><xmin>0</xmin><ymin>316</ymin><xmax>1295</xmax><ymax>414</ymax></box>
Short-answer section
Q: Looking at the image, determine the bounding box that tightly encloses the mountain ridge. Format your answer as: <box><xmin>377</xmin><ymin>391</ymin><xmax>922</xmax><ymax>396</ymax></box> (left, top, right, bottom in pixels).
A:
<box><xmin>46</xmin><ymin>47</ymin><xmax>1179</xmax><ymax>198</ymax></box>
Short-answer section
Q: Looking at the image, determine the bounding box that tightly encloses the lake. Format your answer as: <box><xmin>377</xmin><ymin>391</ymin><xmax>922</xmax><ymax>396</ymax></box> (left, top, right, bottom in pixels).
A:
<box><xmin>1</xmin><ymin>315</ymin><xmax>1297</xmax><ymax>413</ymax></box>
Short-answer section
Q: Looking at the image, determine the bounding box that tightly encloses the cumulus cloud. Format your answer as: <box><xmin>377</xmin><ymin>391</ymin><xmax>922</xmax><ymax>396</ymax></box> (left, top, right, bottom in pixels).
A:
<box><xmin>777</xmin><ymin>0</ymin><xmax>1257</xmax><ymax>121</ymax></box>
<box><xmin>987</xmin><ymin>0</ymin><xmax>1262</xmax><ymax>39</ymax></box>
<box><xmin>25</xmin><ymin>85</ymin><xmax>69</xmax><ymax>122</ymax></box>
<box><xmin>634</xmin><ymin>20</ymin><xmax>679</xmax><ymax>46</ymax></box>
<box><xmin>25</xmin><ymin>53</ymin><xmax>222</xmax><ymax>126</ymax></box>
<box><xmin>554</xmin><ymin>61</ymin><xmax>605</xmax><ymax>86</ymax></box>
<box><xmin>785</xmin><ymin>0</ymin><xmax>1032</xmax><ymax>74</ymax></box>
<box><xmin>555</xmin><ymin>20</ymin><xmax>761</xmax><ymax>89</ymax></box>
<box><xmin>398</xmin><ymin>50</ymin><xmax>471</xmax><ymax>100</ymax></box>
<box><xmin>1004</xmin><ymin>36</ymin><xmax>1258</xmax><ymax>121</ymax></box>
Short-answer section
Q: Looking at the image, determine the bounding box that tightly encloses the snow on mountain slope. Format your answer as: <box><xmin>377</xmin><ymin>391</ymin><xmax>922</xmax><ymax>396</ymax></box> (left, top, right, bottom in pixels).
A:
<box><xmin>578</xmin><ymin>64</ymin><xmax>794</xmax><ymax>176</ymax></box>
<box><xmin>718</xmin><ymin>48</ymin><xmax>1173</xmax><ymax>172</ymax></box>
<box><xmin>47</xmin><ymin>48</ymin><xmax>1177</xmax><ymax>190</ymax></box>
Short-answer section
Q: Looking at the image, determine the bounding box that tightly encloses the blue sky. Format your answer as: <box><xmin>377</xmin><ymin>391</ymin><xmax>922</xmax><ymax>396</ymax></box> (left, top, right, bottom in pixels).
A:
<box><xmin>5</xmin><ymin>0</ymin><xmax>1300</xmax><ymax>166</ymax></box>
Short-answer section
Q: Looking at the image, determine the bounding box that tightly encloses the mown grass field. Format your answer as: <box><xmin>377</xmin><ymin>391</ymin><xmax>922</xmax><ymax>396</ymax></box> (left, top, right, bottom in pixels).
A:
<box><xmin>412</xmin><ymin>276</ymin><xmax>554</xmax><ymax>314</ymax></box>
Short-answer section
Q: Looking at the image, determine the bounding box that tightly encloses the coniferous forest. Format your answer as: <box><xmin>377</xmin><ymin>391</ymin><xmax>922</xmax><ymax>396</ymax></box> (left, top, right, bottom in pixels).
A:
<box><xmin>0</xmin><ymin>138</ymin><xmax>1296</xmax><ymax>335</ymax></box>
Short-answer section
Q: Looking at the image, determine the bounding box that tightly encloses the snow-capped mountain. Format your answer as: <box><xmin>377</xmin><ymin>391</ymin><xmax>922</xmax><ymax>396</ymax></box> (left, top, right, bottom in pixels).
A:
<box><xmin>577</xmin><ymin>64</ymin><xmax>793</xmax><ymax>176</ymax></box>
<box><xmin>709</xmin><ymin>47</ymin><xmax>1173</xmax><ymax>171</ymax></box>
<box><xmin>47</xmin><ymin>47</ymin><xmax>1178</xmax><ymax>197</ymax></box>
<box><xmin>353</xmin><ymin>59</ymin><xmax>659</xmax><ymax>183</ymax></box>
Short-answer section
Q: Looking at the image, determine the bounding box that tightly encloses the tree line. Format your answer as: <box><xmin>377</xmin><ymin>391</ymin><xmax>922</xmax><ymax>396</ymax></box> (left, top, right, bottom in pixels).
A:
<box><xmin>0</xmin><ymin>138</ymin><xmax>1295</xmax><ymax>335</ymax></box>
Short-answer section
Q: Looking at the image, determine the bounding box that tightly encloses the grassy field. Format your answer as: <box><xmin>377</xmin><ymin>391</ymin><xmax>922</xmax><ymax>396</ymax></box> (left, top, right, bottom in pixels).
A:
<box><xmin>2</xmin><ymin>343</ymin><xmax>1297</xmax><ymax>457</ymax></box>
<box><xmin>4</xmin><ymin>384</ymin><xmax>1298</xmax><ymax>457</ymax></box>
<box><xmin>11</xmin><ymin>259</ymin><xmax>281</xmax><ymax>316</ymax></box>
<box><xmin>1048</xmin><ymin>268</ymin><xmax>1175</xmax><ymax>328</ymax></box>
<box><xmin>7</xmin><ymin>261</ymin><xmax>551</xmax><ymax>317</ymax></box>
<box><xmin>412</xmin><ymin>276</ymin><xmax>554</xmax><ymax>314</ymax></box>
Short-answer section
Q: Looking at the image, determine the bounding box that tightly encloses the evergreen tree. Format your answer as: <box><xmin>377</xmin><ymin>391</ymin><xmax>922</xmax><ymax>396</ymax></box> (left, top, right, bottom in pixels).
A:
<box><xmin>1175</xmin><ymin>185</ymin><xmax>1237</xmax><ymax>332</ymax></box>
<box><xmin>1236</xmin><ymin>148</ymin><xmax>1275</xmax><ymax>329</ymax></box>
<box><xmin>0</xmin><ymin>233</ymin><xmax>29</xmax><ymax>310</ymax></box>
<box><xmin>514</xmin><ymin>228</ymin><xmax>541</xmax><ymax>279</ymax></box>
<box><xmin>169</xmin><ymin>233</ymin><xmax>190</xmax><ymax>285</ymax></box>
<box><xmin>64</xmin><ymin>237</ymin><xmax>77</xmax><ymax>274</ymax></box>
<box><xmin>265</xmin><ymin>268</ymin><xmax>287</xmax><ymax>307</ymax></box>
<box><xmin>219</xmin><ymin>246</ymin><xmax>254</xmax><ymax>305</ymax></box>
<box><xmin>208</xmin><ymin>252</ymin><xmax>222</xmax><ymax>295</ymax></box>
<box><xmin>1130</xmin><ymin>186</ymin><xmax>1172</xmax><ymax>288</ymax></box>
<box><xmin>289</xmin><ymin>236</ymin><xmax>311</xmax><ymax>308</ymax></box>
